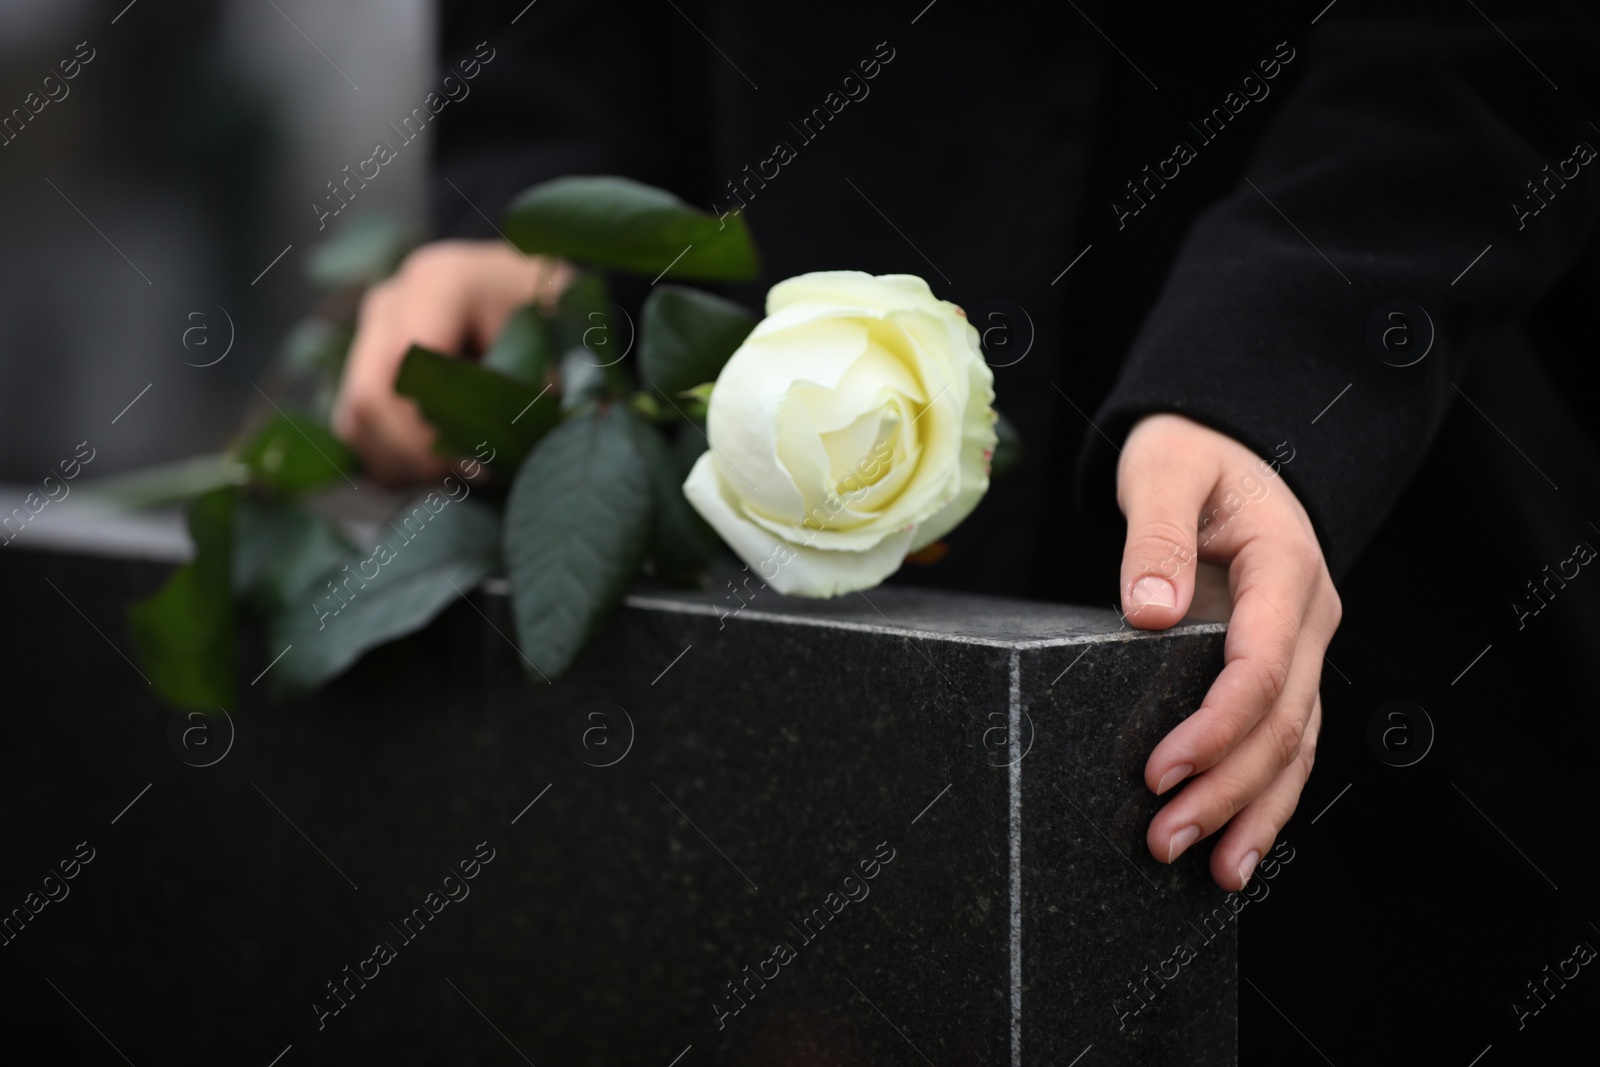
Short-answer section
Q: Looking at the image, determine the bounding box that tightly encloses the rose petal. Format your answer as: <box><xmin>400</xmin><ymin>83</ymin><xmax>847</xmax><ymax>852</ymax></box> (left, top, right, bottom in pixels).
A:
<box><xmin>708</xmin><ymin>316</ymin><xmax>871</xmax><ymax>521</ymax></box>
<box><xmin>683</xmin><ymin>452</ymin><xmax>917</xmax><ymax>597</ymax></box>
<box><xmin>909</xmin><ymin>337</ymin><xmax>997</xmax><ymax>551</ymax></box>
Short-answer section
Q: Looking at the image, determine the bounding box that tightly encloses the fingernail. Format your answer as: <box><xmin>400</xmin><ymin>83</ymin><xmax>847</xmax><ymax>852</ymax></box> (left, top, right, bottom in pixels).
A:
<box><xmin>1166</xmin><ymin>824</ymin><xmax>1201</xmax><ymax>863</ymax></box>
<box><xmin>1132</xmin><ymin>575</ymin><xmax>1177</xmax><ymax>609</ymax></box>
<box><xmin>1238</xmin><ymin>849</ymin><xmax>1261</xmax><ymax>887</ymax></box>
<box><xmin>1156</xmin><ymin>763</ymin><xmax>1193</xmax><ymax>796</ymax></box>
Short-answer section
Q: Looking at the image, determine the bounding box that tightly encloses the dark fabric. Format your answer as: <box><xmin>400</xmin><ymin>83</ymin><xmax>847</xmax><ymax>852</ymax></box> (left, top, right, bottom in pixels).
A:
<box><xmin>1075</xmin><ymin>7</ymin><xmax>1600</xmax><ymax>581</ymax></box>
<box><xmin>433</xmin><ymin>0</ymin><xmax>1599</xmax><ymax>592</ymax></box>
<box><xmin>430</xmin><ymin>1</ymin><xmax>1600</xmax><ymax>1058</ymax></box>
<box><xmin>435</xmin><ymin>0</ymin><xmax>1107</xmax><ymax>600</ymax></box>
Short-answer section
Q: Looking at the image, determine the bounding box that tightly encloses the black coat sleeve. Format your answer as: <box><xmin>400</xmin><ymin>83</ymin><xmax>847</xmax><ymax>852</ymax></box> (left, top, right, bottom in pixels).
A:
<box><xmin>431</xmin><ymin>0</ymin><xmax>712</xmax><ymax>239</ymax></box>
<box><xmin>1077</xmin><ymin>0</ymin><xmax>1600</xmax><ymax>580</ymax></box>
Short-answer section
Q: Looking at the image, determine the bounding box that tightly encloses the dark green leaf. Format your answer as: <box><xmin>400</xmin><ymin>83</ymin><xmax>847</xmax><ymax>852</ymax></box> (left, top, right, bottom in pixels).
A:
<box><xmin>80</xmin><ymin>453</ymin><xmax>250</xmax><ymax>510</ymax></box>
<box><xmin>305</xmin><ymin>212</ymin><xmax>417</xmax><ymax>288</ymax></box>
<box><xmin>669</xmin><ymin>391</ymin><xmax>710</xmax><ymax>422</ymax></box>
<box><xmin>233</xmin><ymin>496</ymin><xmax>354</xmax><ymax>613</ymax></box>
<box><xmin>503</xmin><ymin>175</ymin><xmax>759</xmax><ymax>280</ymax></box>
<box><xmin>638</xmin><ymin>285</ymin><xmax>756</xmax><ymax>400</ymax></box>
<box><xmin>394</xmin><ymin>345</ymin><xmax>559</xmax><ymax>471</ymax></box>
<box><xmin>628</xmin><ymin>391</ymin><xmax>665</xmax><ymax>422</ymax></box>
<box><xmin>504</xmin><ymin>408</ymin><xmax>652</xmax><ymax>678</ymax></box>
<box><xmin>558</xmin><ymin>349</ymin><xmax>607</xmax><ymax>413</ymax></box>
<box><xmin>548</xmin><ymin>271</ymin><xmax>611</xmax><ymax>353</ymax></box>
<box><xmin>482</xmin><ymin>303</ymin><xmax>553</xmax><ymax>386</ymax></box>
<box><xmin>127</xmin><ymin>488</ymin><xmax>235</xmax><ymax>710</ymax></box>
<box><xmin>267</xmin><ymin>496</ymin><xmax>501</xmax><ymax>693</ymax></box>
<box><xmin>550</xmin><ymin>271</ymin><xmax>633</xmax><ymax>396</ymax></box>
<box><xmin>992</xmin><ymin>410</ymin><xmax>1023</xmax><ymax>477</ymax></box>
<box><xmin>237</xmin><ymin>411</ymin><xmax>357</xmax><ymax>494</ymax></box>
<box><xmin>674</xmin><ymin>419</ymin><xmax>710</xmax><ymax>469</ymax></box>
<box><xmin>620</xmin><ymin>413</ymin><xmax>718</xmax><ymax>584</ymax></box>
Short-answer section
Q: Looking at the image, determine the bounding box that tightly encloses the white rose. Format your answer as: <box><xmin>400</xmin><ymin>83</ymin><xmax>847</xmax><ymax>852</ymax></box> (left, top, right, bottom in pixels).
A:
<box><xmin>682</xmin><ymin>271</ymin><xmax>997</xmax><ymax>597</ymax></box>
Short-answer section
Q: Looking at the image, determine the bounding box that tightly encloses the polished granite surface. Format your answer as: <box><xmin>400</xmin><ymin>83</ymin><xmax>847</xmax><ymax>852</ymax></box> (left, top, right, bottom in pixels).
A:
<box><xmin>0</xmin><ymin>536</ymin><xmax>1232</xmax><ymax>1065</ymax></box>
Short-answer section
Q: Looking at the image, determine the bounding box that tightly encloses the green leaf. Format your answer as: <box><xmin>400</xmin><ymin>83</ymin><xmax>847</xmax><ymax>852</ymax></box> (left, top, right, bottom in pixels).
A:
<box><xmin>679</xmin><ymin>382</ymin><xmax>715</xmax><ymax>406</ymax></box>
<box><xmin>992</xmin><ymin>410</ymin><xmax>1023</xmax><ymax>477</ymax></box>
<box><xmin>127</xmin><ymin>488</ymin><xmax>236</xmax><ymax>710</ymax></box>
<box><xmin>620</xmin><ymin>413</ymin><xmax>718</xmax><ymax>584</ymax></box>
<box><xmin>504</xmin><ymin>408</ymin><xmax>652</xmax><ymax>678</ymax></box>
<box><xmin>267</xmin><ymin>496</ymin><xmax>501</xmax><ymax>693</ymax></box>
<box><xmin>305</xmin><ymin>212</ymin><xmax>417</xmax><ymax>288</ymax></box>
<box><xmin>482</xmin><ymin>303</ymin><xmax>553</xmax><ymax>386</ymax></box>
<box><xmin>233</xmin><ymin>496</ymin><xmax>354</xmax><ymax>613</ymax></box>
<box><xmin>279</xmin><ymin>317</ymin><xmax>356</xmax><ymax>417</ymax></box>
<box><xmin>394</xmin><ymin>345</ymin><xmax>560</xmax><ymax>471</ymax></box>
<box><xmin>674</xmin><ymin>418</ymin><xmax>710</xmax><ymax>469</ymax></box>
<box><xmin>670</xmin><ymin>392</ymin><xmax>710</xmax><ymax>423</ymax></box>
<box><xmin>548</xmin><ymin>271</ymin><xmax>611</xmax><ymax>353</ymax></box>
<box><xmin>237</xmin><ymin>411</ymin><xmax>357</xmax><ymax>494</ymax></box>
<box><xmin>79</xmin><ymin>453</ymin><xmax>250</xmax><ymax>510</ymax></box>
<box><xmin>558</xmin><ymin>349</ymin><xmax>608</xmax><ymax>413</ymax></box>
<box><xmin>281</xmin><ymin>317</ymin><xmax>354</xmax><ymax>377</ymax></box>
<box><xmin>503</xmin><ymin>176</ymin><xmax>759</xmax><ymax>281</ymax></box>
<box><xmin>638</xmin><ymin>285</ymin><xmax>755</xmax><ymax>401</ymax></box>
<box><xmin>628</xmin><ymin>391</ymin><xmax>665</xmax><ymax>422</ymax></box>
<box><xmin>549</xmin><ymin>271</ymin><xmax>633</xmax><ymax>396</ymax></box>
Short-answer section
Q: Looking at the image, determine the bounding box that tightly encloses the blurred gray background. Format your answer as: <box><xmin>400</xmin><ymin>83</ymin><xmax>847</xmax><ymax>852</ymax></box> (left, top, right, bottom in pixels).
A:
<box><xmin>0</xmin><ymin>0</ymin><xmax>432</xmax><ymax>478</ymax></box>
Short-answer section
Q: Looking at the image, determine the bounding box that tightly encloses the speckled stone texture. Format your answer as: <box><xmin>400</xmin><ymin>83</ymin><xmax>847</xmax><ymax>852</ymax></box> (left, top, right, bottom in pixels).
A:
<box><xmin>0</xmin><ymin>546</ymin><xmax>1232</xmax><ymax>1066</ymax></box>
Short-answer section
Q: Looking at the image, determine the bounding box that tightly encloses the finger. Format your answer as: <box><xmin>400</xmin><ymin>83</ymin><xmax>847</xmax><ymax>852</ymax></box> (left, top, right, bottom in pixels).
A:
<box><xmin>1144</xmin><ymin>534</ymin><xmax>1324</xmax><ymax>797</ymax></box>
<box><xmin>1209</xmin><ymin>694</ymin><xmax>1321</xmax><ymax>890</ymax></box>
<box><xmin>331</xmin><ymin>281</ymin><xmax>399</xmax><ymax>446</ymax></box>
<box><xmin>458</xmin><ymin>246</ymin><xmax>562</xmax><ymax>351</ymax></box>
<box><xmin>334</xmin><ymin>284</ymin><xmax>453</xmax><ymax>484</ymax></box>
<box><xmin>386</xmin><ymin>240</ymin><xmax>547</xmax><ymax>356</ymax></box>
<box><xmin>354</xmin><ymin>397</ymin><xmax>451</xmax><ymax>484</ymax></box>
<box><xmin>335</xmin><ymin>245</ymin><xmax>558</xmax><ymax>483</ymax></box>
<box><xmin>334</xmin><ymin>248</ymin><xmax>484</xmax><ymax>451</ymax></box>
<box><xmin>1116</xmin><ymin>425</ymin><xmax>1219</xmax><ymax>629</ymax></box>
<box><xmin>1147</xmin><ymin>628</ymin><xmax>1323</xmax><ymax>864</ymax></box>
<box><xmin>387</xmin><ymin>252</ymin><xmax>483</xmax><ymax>356</ymax></box>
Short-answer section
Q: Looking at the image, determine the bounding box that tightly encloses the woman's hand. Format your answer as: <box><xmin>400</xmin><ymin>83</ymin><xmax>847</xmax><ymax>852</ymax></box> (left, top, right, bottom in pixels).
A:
<box><xmin>332</xmin><ymin>240</ymin><xmax>570</xmax><ymax>484</ymax></box>
<box><xmin>1115</xmin><ymin>413</ymin><xmax>1340</xmax><ymax>890</ymax></box>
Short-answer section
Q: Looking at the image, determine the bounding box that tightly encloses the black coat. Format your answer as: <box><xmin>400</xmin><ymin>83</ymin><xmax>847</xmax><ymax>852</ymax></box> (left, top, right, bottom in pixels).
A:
<box><xmin>433</xmin><ymin>1</ymin><xmax>1600</xmax><ymax>1059</ymax></box>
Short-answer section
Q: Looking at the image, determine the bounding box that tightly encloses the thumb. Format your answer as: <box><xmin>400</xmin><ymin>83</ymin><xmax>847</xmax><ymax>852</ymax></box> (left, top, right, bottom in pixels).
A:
<box><xmin>1116</xmin><ymin>446</ymin><xmax>1216</xmax><ymax>629</ymax></box>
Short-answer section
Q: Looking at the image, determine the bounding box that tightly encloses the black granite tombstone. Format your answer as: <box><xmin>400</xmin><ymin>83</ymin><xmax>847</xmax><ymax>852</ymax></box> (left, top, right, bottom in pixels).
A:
<box><xmin>0</xmin><ymin>508</ymin><xmax>1236</xmax><ymax>1066</ymax></box>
